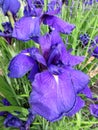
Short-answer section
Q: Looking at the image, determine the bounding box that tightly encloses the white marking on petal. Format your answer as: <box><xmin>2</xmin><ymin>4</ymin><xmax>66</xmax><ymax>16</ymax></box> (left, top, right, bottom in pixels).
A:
<box><xmin>22</xmin><ymin>53</ymin><xmax>30</xmax><ymax>56</ymax></box>
<box><xmin>53</xmin><ymin>75</ymin><xmax>59</xmax><ymax>85</ymax></box>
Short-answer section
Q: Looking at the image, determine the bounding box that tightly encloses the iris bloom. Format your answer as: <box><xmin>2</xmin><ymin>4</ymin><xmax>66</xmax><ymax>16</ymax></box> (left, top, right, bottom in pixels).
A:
<box><xmin>0</xmin><ymin>22</ymin><xmax>13</xmax><ymax>44</ymax></box>
<box><xmin>8</xmin><ymin>30</ymin><xmax>89</xmax><ymax>121</ymax></box>
<box><xmin>0</xmin><ymin>0</ymin><xmax>20</xmax><ymax>15</ymax></box>
<box><xmin>24</xmin><ymin>0</ymin><xmax>44</xmax><ymax>17</ymax></box>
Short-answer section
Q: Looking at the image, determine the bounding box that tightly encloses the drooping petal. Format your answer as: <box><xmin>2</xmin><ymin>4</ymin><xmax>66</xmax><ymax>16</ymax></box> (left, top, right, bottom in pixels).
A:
<box><xmin>12</xmin><ymin>17</ymin><xmax>40</xmax><ymax>41</ymax></box>
<box><xmin>65</xmin><ymin>96</ymin><xmax>85</xmax><ymax>117</ymax></box>
<box><xmin>89</xmin><ymin>104</ymin><xmax>98</xmax><ymax>118</ymax></box>
<box><xmin>8</xmin><ymin>53</ymin><xmax>35</xmax><ymax>78</ymax></box>
<box><xmin>65</xmin><ymin>67</ymin><xmax>89</xmax><ymax>94</ymax></box>
<box><xmin>81</xmin><ymin>86</ymin><xmax>92</xmax><ymax>98</ymax></box>
<box><xmin>63</xmin><ymin>53</ymin><xmax>85</xmax><ymax>66</ymax></box>
<box><xmin>42</xmin><ymin>14</ymin><xmax>75</xmax><ymax>34</ymax></box>
<box><xmin>29</xmin><ymin>70</ymin><xmax>76</xmax><ymax>121</ymax></box>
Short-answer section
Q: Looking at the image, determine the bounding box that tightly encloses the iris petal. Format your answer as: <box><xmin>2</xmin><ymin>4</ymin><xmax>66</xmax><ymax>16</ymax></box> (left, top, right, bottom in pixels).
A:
<box><xmin>65</xmin><ymin>67</ymin><xmax>89</xmax><ymax>93</ymax></box>
<box><xmin>65</xmin><ymin>96</ymin><xmax>85</xmax><ymax>117</ymax></box>
<box><xmin>12</xmin><ymin>17</ymin><xmax>40</xmax><ymax>41</ymax></box>
<box><xmin>42</xmin><ymin>14</ymin><xmax>75</xmax><ymax>34</ymax></box>
<box><xmin>2</xmin><ymin>0</ymin><xmax>20</xmax><ymax>15</ymax></box>
<box><xmin>29</xmin><ymin>70</ymin><xmax>75</xmax><ymax>121</ymax></box>
<box><xmin>90</xmin><ymin>104</ymin><xmax>98</xmax><ymax>118</ymax></box>
<box><xmin>8</xmin><ymin>53</ymin><xmax>35</xmax><ymax>78</ymax></box>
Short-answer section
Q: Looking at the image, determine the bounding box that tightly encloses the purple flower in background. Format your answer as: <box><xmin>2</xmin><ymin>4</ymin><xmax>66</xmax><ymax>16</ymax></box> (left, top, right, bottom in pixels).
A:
<box><xmin>79</xmin><ymin>33</ymin><xmax>90</xmax><ymax>46</ymax></box>
<box><xmin>24</xmin><ymin>0</ymin><xmax>44</xmax><ymax>17</ymax></box>
<box><xmin>0</xmin><ymin>0</ymin><xmax>20</xmax><ymax>15</ymax></box>
<box><xmin>88</xmin><ymin>36</ymin><xmax>98</xmax><ymax>58</ymax></box>
<box><xmin>0</xmin><ymin>98</ymin><xmax>10</xmax><ymax>116</ymax></box>
<box><xmin>0</xmin><ymin>22</ymin><xmax>13</xmax><ymax>44</ymax></box>
<box><xmin>89</xmin><ymin>104</ymin><xmax>98</xmax><ymax>118</ymax></box>
<box><xmin>12</xmin><ymin>16</ymin><xmax>40</xmax><ymax>41</ymax></box>
<box><xmin>4</xmin><ymin>114</ymin><xmax>25</xmax><ymax>129</ymax></box>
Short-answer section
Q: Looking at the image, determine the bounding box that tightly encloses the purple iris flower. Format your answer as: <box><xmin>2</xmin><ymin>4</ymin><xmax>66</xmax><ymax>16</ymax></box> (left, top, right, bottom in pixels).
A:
<box><xmin>79</xmin><ymin>33</ymin><xmax>90</xmax><ymax>46</ymax></box>
<box><xmin>48</xmin><ymin>0</ymin><xmax>62</xmax><ymax>14</ymax></box>
<box><xmin>88</xmin><ymin>36</ymin><xmax>98</xmax><ymax>58</ymax></box>
<box><xmin>29</xmin><ymin>31</ymin><xmax>89</xmax><ymax>121</ymax></box>
<box><xmin>12</xmin><ymin>16</ymin><xmax>40</xmax><ymax>41</ymax></box>
<box><xmin>0</xmin><ymin>22</ymin><xmax>13</xmax><ymax>44</ymax></box>
<box><xmin>8</xmin><ymin>30</ymin><xmax>89</xmax><ymax>122</ymax></box>
<box><xmin>4</xmin><ymin>114</ymin><xmax>25</xmax><ymax>129</ymax></box>
<box><xmin>89</xmin><ymin>104</ymin><xmax>98</xmax><ymax>118</ymax></box>
<box><xmin>24</xmin><ymin>0</ymin><xmax>44</xmax><ymax>17</ymax></box>
<box><xmin>0</xmin><ymin>98</ymin><xmax>10</xmax><ymax>116</ymax></box>
<box><xmin>0</xmin><ymin>0</ymin><xmax>20</xmax><ymax>15</ymax></box>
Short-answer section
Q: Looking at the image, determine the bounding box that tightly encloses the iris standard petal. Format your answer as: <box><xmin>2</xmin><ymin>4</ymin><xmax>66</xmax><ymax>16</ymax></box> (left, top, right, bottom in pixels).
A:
<box><xmin>89</xmin><ymin>104</ymin><xmax>98</xmax><ymax>118</ymax></box>
<box><xmin>65</xmin><ymin>96</ymin><xmax>85</xmax><ymax>117</ymax></box>
<box><xmin>2</xmin><ymin>0</ymin><xmax>20</xmax><ymax>15</ymax></box>
<box><xmin>42</xmin><ymin>14</ymin><xmax>75</xmax><ymax>34</ymax></box>
<box><xmin>65</xmin><ymin>67</ymin><xmax>89</xmax><ymax>93</ymax></box>
<box><xmin>12</xmin><ymin>17</ymin><xmax>40</xmax><ymax>41</ymax></box>
<box><xmin>30</xmin><ymin>48</ymin><xmax>47</xmax><ymax>66</ymax></box>
<box><xmin>8</xmin><ymin>53</ymin><xmax>35</xmax><ymax>78</ymax></box>
<box><xmin>29</xmin><ymin>70</ymin><xmax>75</xmax><ymax>121</ymax></box>
<box><xmin>39</xmin><ymin>33</ymin><xmax>51</xmax><ymax>58</ymax></box>
<box><xmin>28</xmin><ymin>62</ymin><xmax>39</xmax><ymax>82</ymax></box>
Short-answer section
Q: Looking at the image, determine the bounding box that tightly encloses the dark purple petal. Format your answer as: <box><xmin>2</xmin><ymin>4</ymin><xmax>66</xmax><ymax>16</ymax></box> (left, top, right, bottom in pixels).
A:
<box><xmin>12</xmin><ymin>17</ymin><xmax>40</xmax><ymax>41</ymax></box>
<box><xmin>4</xmin><ymin>114</ymin><xmax>24</xmax><ymax>128</ymax></box>
<box><xmin>89</xmin><ymin>104</ymin><xmax>98</xmax><ymax>118</ymax></box>
<box><xmin>29</xmin><ymin>70</ymin><xmax>75</xmax><ymax>121</ymax></box>
<box><xmin>2</xmin><ymin>0</ymin><xmax>20</xmax><ymax>15</ymax></box>
<box><xmin>42</xmin><ymin>14</ymin><xmax>75</xmax><ymax>34</ymax></box>
<box><xmin>8</xmin><ymin>52</ymin><xmax>35</xmax><ymax>78</ymax></box>
<box><xmin>65</xmin><ymin>97</ymin><xmax>85</xmax><ymax>117</ymax></box>
<box><xmin>30</xmin><ymin>48</ymin><xmax>46</xmax><ymax>66</ymax></box>
<box><xmin>39</xmin><ymin>33</ymin><xmax>51</xmax><ymax>58</ymax></box>
<box><xmin>28</xmin><ymin>62</ymin><xmax>39</xmax><ymax>82</ymax></box>
<box><xmin>0</xmin><ymin>112</ymin><xmax>7</xmax><ymax>116</ymax></box>
<box><xmin>65</xmin><ymin>67</ymin><xmax>89</xmax><ymax>93</ymax></box>
<box><xmin>2</xmin><ymin>98</ymin><xmax>10</xmax><ymax>106</ymax></box>
<box><xmin>39</xmin><ymin>30</ymin><xmax>63</xmax><ymax>60</ymax></box>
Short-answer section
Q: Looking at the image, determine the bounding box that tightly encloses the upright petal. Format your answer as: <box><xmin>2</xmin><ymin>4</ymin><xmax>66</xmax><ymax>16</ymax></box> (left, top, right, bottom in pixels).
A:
<box><xmin>29</xmin><ymin>70</ymin><xmax>75</xmax><ymax>121</ymax></box>
<box><xmin>2</xmin><ymin>0</ymin><xmax>20</xmax><ymax>15</ymax></box>
<box><xmin>12</xmin><ymin>17</ymin><xmax>40</xmax><ymax>41</ymax></box>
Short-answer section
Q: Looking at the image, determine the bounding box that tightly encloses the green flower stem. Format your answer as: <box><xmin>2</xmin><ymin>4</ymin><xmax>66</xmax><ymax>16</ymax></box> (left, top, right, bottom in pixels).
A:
<box><xmin>7</xmin><ymin>11</ymin><xmax>15</xmax><ymax>28</ymax></box>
